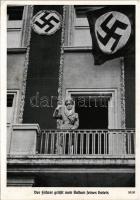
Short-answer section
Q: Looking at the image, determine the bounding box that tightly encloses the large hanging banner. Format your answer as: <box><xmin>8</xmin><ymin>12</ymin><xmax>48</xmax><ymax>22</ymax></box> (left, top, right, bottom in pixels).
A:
<box><xmin>87</xmin><ymin>5</ymin><xmax>135</xmax><ymax>65</ymax></box>
<box><xmin>23</xmin><ymin>5</ymin><xmax>63</xmax><ymax>129</ymax></box>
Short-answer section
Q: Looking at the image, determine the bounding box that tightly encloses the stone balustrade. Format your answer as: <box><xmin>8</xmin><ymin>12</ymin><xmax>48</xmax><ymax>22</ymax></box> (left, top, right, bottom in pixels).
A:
<box><xmin>39</xmin><ymin>129</ymin><xmax>135</xmax><ymax>155</ymax></box>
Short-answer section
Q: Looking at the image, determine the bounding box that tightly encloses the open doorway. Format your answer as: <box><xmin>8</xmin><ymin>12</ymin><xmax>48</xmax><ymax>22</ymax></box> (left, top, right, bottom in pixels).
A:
<box><xmin>66</xmin><ymin>89</ymin><xmax>118</xmax><ymax>129</ymax></box>
<box><xmin>72</xmin><ymin>95</ymin><xmax>108</xmax><ymax>129</ymax></box>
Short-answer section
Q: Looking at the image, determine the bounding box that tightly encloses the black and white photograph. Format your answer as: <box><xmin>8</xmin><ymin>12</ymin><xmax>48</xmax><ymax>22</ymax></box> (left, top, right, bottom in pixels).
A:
<box><xmin>0</xmin><ymin>1</ymin><xmax>138</xmax><ymax>199</ymax></box>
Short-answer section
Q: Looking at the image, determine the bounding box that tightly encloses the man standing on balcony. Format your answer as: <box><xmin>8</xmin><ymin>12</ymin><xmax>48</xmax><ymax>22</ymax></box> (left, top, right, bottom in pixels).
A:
<box><xmin>53</xmin><ymin>98</ymin><xmax>79</xmax><ymax>129</ymax></box>
<box><xmin>53</xmin><ymin>98</ymin><xmax>79</xmax><ymax>154</ymax></box>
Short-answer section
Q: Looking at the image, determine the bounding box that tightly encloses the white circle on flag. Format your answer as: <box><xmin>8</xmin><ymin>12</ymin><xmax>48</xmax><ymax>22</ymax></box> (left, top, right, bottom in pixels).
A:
<box><xmin>32</xmin><ymin>10</ymin><xmax>62</xmax><ymax>35</ymax></box>
<box><xmin>95</xmin><ymin>11</ymin><xmax>131</xmax><ymax>54</ymax></box>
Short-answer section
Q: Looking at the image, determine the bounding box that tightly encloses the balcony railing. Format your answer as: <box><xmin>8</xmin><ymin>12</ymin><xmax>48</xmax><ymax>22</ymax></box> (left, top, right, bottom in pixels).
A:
<box><xmin>38</xmin><ymin>129</ymin><xmax>135</xmax><ymax>156</ymax></box>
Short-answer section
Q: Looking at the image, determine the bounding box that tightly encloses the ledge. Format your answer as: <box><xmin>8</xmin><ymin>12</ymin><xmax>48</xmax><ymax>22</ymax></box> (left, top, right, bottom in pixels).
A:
<box><xmin>12</xmin><ymin>124</ymin><xmax>40</xmax><ymax>134</ymax></box>
<box><xmin>7</xmin><ymin>168</ymin><xmax>135</xmax><ymax>174</ymax></box>
<box><xmin>7</xmin><ymin>154</ymin><xmax>135</xmax><ymax>159</ymax></box>
<box><xmin>7</xmin><ymin>154</ymin><xmax>135</xmax><ymax>167</ymax></box>
<box><xmin>7</xmin><ymin>154</ymin><xmax>135</xmax><ymax>174</ymax></box>
<box><xmin>64</xmin><ymin>46</ymin><xmax>92</xmax><ymax>52</ymax></box>
<box><xmin>7</xmin><ymin>47</ymin><xmax>92</xmax><ymax>53</ymax></box>
<box><xmin>7</xmin><ymin>48</ymin><xmax>27</xmax><ymax>53</ymax></box>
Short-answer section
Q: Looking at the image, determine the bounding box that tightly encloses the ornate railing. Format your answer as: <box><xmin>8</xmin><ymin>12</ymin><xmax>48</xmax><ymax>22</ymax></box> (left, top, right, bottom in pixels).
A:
<box><xmin>38</xmin><ymin>129</ymin><xmax>135</xmax><ymax>155</ymax></box>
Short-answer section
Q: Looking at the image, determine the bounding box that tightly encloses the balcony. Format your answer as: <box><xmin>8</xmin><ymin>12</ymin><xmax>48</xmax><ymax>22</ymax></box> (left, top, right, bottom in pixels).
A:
<box><xmin>7</xmin><ymin>124</ymin><xmax>135</xmax><ymax>186</ymax></box>
<box><xmin>7</xmin><ymin>124</ymin><xmax>135</xmax><ymax>158</ymax></box>
<box><xmin>39</xmin><ymin>129</ymin><xmax>135</xmax><ymax>156</ymax></box>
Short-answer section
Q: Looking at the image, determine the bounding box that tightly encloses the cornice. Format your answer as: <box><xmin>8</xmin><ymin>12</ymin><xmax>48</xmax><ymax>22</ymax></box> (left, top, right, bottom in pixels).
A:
<box><xmin>7</xmin><ymin>48</ymin><xmax>27</xmax><ymax>53</ymax></box>
<box><xmin>64</xmin><ymin>46</ymin><xmax>92</xmax><ymax>52</ymax></box>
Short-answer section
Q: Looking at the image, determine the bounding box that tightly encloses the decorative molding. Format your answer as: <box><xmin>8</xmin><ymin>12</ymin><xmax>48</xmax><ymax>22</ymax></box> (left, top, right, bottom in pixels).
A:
<box><xmin>57</xmin><ymin>5</ymin><xmax>66</xmax><ymax>104</ymax></box>
<box><xmin>57</xmin><ymin>5</ymin><xmax>66</xmax><ymax>128</ymax></box>
<box><xmin>21</xmin><ymin>6</ymin><xmax>34</xmax><ymax>47</ymax></box>
<box><xmin>64</xmin><ymin>46</ymin><xmax>92</xmax><ymax>52</ymax></box>
<box><xmin>7</xmin><ymin>153</ymin><xmax>135</xmax><ymax>159</ymax></box>
<box><xmin>7</xmin><ymin>155</ymin><xmax>135</xmax><ymax>169</ymax></box>
<box><xmin>7</xmin><ymin>48</ymin><xmax>27</xmax><ymax>53</ymax></box>
<box><xmin>64</xmin><ymin>5</ymin><xmax>75</xmax><ymax>46</ymax></box>
<box><xmin>7</xmin><ymin>168</ymin><xmax>135</xmax><ymax>174</ymax></box>
<box><xmin>12</xmin><ymin>124</ymin><xmax>40</xmax><ymax>133</ymax></box>
<box><xmin>66</xmin><ymin>88</ymin><xmax>118</xmax><ymax>129</ymax></box>
<box><xmin>18</xmin><ymin>6</ymin><xmax>33</xmax><ymax>123</ymax></box>
<box><xmin>120</xmin><ymin>58</ymin><xmax>126</xmax><ymax>129</ymax></box>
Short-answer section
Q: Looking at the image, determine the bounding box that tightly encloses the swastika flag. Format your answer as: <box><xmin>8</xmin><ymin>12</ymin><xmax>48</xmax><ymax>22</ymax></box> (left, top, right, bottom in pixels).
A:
<box><xmin>23</xmin><ymin>6</ymin><xmax>63</xmax><ymax>129</ymax></box>
<box><xmin>87</xmin><ymin>5</ymin><xmax>135</xmax><ymax>65</ymax></box>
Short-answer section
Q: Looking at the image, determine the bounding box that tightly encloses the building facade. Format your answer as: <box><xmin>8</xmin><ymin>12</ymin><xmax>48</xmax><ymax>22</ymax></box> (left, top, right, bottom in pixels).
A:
<box><xmin>7</xmin><ymin>5</ymin><xmax>135</xmax><ymax>187</ymax></box>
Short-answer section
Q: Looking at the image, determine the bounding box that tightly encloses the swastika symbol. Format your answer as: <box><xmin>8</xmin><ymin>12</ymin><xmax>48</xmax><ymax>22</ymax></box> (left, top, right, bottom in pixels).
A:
<box><xmin>95</xmin><ymin>11</ymin><xmax>131</xmax><ymax>54</ymax></box>
<box><xmin>32</xmin><ymin>10</ymin><xmax>62</xmax><ymax>35</ymax></box>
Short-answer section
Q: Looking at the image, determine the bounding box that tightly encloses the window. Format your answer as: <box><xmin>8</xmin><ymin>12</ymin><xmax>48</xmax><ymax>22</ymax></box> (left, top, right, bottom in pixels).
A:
<box><xmin>7</xmin><ymin>6</ymin><xmax>24</xmax><ymax>48</ymax></box>
<box><xmin>73</xmin><ymin>6</ymin><xmax>104</xmax><ymax>46</ymax></box>
<box><xmin>7</xmin><ymin>91</ymin><xmax>18</xmax><ymax>124</ymax></box>
<box><xmin>73</xmin><ymin>95</ymin><xmax>109</xmax><ymax>129</ymax></box>
<box><xmin>7</xmin><ymin>91</ymin><xmax>18</xmax><ymax>154</ymax></box>
<box><xmin>7</xmin><ymin>6</ymin><xmax>24</xmax><ymax>20</ymax></box>
<box><xmin>73</xmin><ymin>6</ymin><xmax>92</xmax><ymax>46</ymax></box>
<box><xmin>66</xmin><ymin>89</ymin><xmax>118</xmax><ymax>129</ymax></box>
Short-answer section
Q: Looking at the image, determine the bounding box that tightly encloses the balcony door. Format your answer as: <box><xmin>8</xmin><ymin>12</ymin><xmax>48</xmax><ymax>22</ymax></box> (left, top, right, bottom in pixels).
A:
<box><xmin>74</xmin><ymin>95</ymin><xmax>108</xmax><ymax>129</ymax></box>
<box><xmin>66</xmin><ymin>89</ymin><xmax>118</xmax><ymax>129</ymax></box>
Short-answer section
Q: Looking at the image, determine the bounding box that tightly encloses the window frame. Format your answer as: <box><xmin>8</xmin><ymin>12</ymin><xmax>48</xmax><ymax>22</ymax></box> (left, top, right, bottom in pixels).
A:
<box><xmin>7</xmin><ymin>90</ymin><xmax>19</xmax><ymax>124</ymax></box>
<box><xmin>7</xmin><ymin>6</ymin><xmax>24</xmax><ymax>48</ymax></box>
<box><xmin>66</xmin><ymin>88</ymin><xmax>118</xmax><ymax>129</ymax></box>
<box><xmin>7</xmin><ymin>5</ymin><xmax>31</xmax><ymax>48</ymax></box>
<box><xmin>73</xmin><ymin>6</ymin><xmax>92</xmax><ymax>47</ymax></box>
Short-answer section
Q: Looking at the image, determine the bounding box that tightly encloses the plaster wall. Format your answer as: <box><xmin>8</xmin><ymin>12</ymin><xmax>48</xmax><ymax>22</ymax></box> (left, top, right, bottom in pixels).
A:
<box><xmin>7</xmin><ymin>53</ymin><xmax>26</xmax><ymax>123</ymax></box>
<box><xmin>63</xmin><ymin>52</ymin><xmax>122</xmax><ymax>128</ymax></box>
<box><xmin>7</xmin><ymin>53</ymin><xmax>26</xmax><ymax>89</ymax></box>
